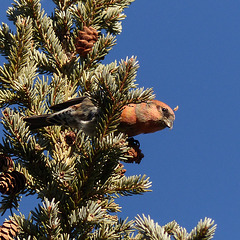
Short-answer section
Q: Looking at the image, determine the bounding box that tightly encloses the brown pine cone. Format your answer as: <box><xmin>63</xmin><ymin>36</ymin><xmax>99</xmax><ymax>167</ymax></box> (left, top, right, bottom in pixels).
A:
<box><xmin>0</xmin><ymin>171</ymin><xmax>26</xmax><ymax>195</ymax></box>
<box><xmin>64</xmin><ymin>131</ymin><xmax>76</xmax><ymax>146</ymax></box>
<box><xmin>0</xmin><ymin>154</ymin><xmax>14</xmax><ymax>172</ymax></box>
<box><xmin>126</xmin><ymin>138</ymin><xmax>144</xmax><ymax>164</ymax></box>
<box><xmin>0</xmin><ymin>219</ymin><xmax>19</xmax><ymax>240</ymax></box>
<box><xmin>75</xmin><ymin>26</ymin><xmax>98</xmax><ymax>56</ymax></box>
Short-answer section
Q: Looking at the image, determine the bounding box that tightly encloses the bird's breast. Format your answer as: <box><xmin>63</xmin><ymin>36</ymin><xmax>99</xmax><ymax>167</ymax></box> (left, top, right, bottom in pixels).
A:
<box><xmin>119</xmin><ymin>102</ymin><xmax>166</xmax><ymax>136</ymax></box>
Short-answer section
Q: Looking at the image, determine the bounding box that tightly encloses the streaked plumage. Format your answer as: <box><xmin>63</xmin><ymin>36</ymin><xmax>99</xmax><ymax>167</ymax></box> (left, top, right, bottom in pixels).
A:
<box><xmin>24</xmin><ymin>97</ymin><xmax>98</xmax><ymax>136</ymax></box>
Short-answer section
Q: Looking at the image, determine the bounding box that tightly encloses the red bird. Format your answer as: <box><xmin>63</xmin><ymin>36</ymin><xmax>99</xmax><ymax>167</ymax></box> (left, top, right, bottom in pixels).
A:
<box><xmin>119</xmin><ymin>100</ymin><xmax>175</xmax><ymax>136</ymax></box>
<box><xmin>24</xmin><ymin>97</ymin><xmax>175</xmax><ymax>136</ymax></box>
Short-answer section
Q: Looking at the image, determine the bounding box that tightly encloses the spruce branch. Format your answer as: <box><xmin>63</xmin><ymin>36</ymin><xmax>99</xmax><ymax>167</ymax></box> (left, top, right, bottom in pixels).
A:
<box><xmin>51</xmin><ymin>157</ymin><xmax>76</xmax><ymax>183</ymax></box>
<box><xmin>32</xmin><ymin>49</ymin><xmax>52</xmax><ymax>74</ymax></box>
<box><xmin>135</xmin><ymin>214</ymin><xmax>172</xmax><ymax>240</ymax></box>
<box><xmin>7</xmin><ymin>0</ymin><xmax>42</xmax><ymax>23</ymax></box>
<box><xmin>98</xmin><ymin>0</ymin><xmax>135</xmax><ymax>8</ymax></box>
<box><xmin>8</xmin><ymin>0</ymin><xmax>70</xmax><ymax>74</ymax></box>
<box><xmin>89</xmin><ymin>218</ymin><xmax>134</xmax><ymax>240</ymax></box>
<box><xmin>54</xmin><ymin>7</ymin><xmax>73</xmax><ymax>38</ymax></box>
<box><xmin>2</xmin><ymin>109</ymin><xmax>40</xmax><ymax>160</ymax></box>
<box><xmin>101</xmin><ymin>6</ymin><xmax>125</xmax><ymax>34</ymax></box>
<box><xmin>0</xmin><ymin>194</ymin><xmax>21</xmax><ymax>216</ymax></box>
<box><xmin>0</xmin><ymin>16</ymin><xmax>37</xmax><ymax>108</ymax></box>
<box><xmin>13</xmin><ymin>213</ymin><xmax>39</xmax><ymax>240</ymax></box>
<box><xmin>70</xmin><ymin>0</ymin><xmax>134</xmax><ymax>35</ymax></box>
<box><xmin>134</xmin><ymin>215</ymin><xmax>217</xmax><ymax>240</ymax></box>
<box><xmin>187</xmin><ymin>218</ymin><xmax>217</xmax><ymax>240</ymax></box>
<box><xmin>127</xmin><ymin>87</ymin><xmax>155</xmax><ymax>104</ymax></box>
<box><xmin>34</xmin><ymin>13</ymin><xmax>68</xmax><ymax>70</ymax></box>
<box><xmin>117</xmin><ymin>57</ymin><xmax>139</xmax><ymax>93</ymax></box>
<box><xmin>52</xmin><ymin>0</ymin><xmax>79</xmax><ymax>11</ymax></box>
<box><xmin>0</xmin><ymin>16</ymin><xmax>34</xmax><ymax>81</ymax></box>
<box><xmin>0</xmin><ymin>23</ymin><xmax>15</xmax><ymax>58</ymax></box>
<box><xmin>163</xmin><ymin>220</ymin><xmax>180</xmax><ymax>236</ymax></box>
<box><xmin>92</xmin><ymin>58</ymin><xmax>155</xmax><ymax>105</ymax></box>
<box><xmin>29</xmin><ymin>75</ymin><xmax>50</xmax><ymax>110</ymax></box>
<box><xmin>82</xmin><ymin>33</ymin><xmax>117</xmax><ymax>68</ymax></box>
<box><xmin>104</xmin><ymin>174</ymin><xmax>152</xmax><ymax>197</ymax></box>
<box><xmin>73</xmin><ymin>133</ymin><xmax>128</xmax><ymax>201</ymax></box>
<box><xmin>72</xmin><ymin>68</ymin><xmax>97</xmax><ymax>93</ymax></box>
<box><xmin>9</xmin><ymin>16</ymin><xmax>34</xmax><ymax>76</ymax></box>
<box><xmin>1</xmin><ymin>109</ymin><xmax>54</xmax><ymax>194</ymax></box>
<box><xmin>15</xmin><ymin>163</ymin><xmax>37</xmax><ymax>196</ymax></box>
<box><xmin>0</xmin><ymin>89</ymin><xmax>20</xmax><ymax>108</ymax></box>
<box><xmin>31</xmin><ymin>197</ymin><xmax>62</xmax><ymax>239</ymax></box>
<box><xmin>47</xmin><ymin>73</ymin><xmax>78</xmax><ymax>106</ymax></box>
<box><xmin>70</xmin><ymin>2</ymin><xmax>98</xmax><ymax>29</ymax></box>
<box><xmin>97</xmin><ymin>198</ymin><xmax>122</xmax><ymax>214</ymax></box>
<box><xmin>173</xmin><ymin>227</ymin><xmax>188</xmax><ymax>240</ymax></box>
<box><xmin>69</xmin><ymin>200</ymin><xmax>107</xmax><ymax>238</ymax></box>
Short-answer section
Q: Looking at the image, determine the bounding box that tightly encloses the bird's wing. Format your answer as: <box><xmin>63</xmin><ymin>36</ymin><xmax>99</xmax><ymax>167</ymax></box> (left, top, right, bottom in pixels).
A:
<box><xmin>24</xmin><ymin>114</ymin><xmax>53</xmax><ymax>129</ymax></box>
<box><xmin>50</xmin><ymin>97</ymin><xmax>87</xmax><ymax>111</ymax></box>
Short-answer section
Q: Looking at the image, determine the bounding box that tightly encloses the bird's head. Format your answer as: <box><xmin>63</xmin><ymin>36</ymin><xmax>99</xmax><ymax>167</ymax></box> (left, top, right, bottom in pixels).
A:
<box><xmin>153</xmin><ymin>100</ymin><xmax>176</xmax><ymax>130</ymax></box>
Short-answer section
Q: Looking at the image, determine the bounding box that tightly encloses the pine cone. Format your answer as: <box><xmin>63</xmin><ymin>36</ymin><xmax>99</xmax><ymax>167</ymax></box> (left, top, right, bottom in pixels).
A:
<box><xmin>0</xmin><ymin>171</ymin><xmax>26</xmax><ymax>195</ymax></box>
<box><xmin>0</xmin><ymin>154</ymin><xmax>14</xmax><ymax>172</ymax></box>
<box><xmin>126</xmin><ymin>138</ymin><xmax>144</xmax><ymax>164</ymax></box>
<box><xmin>0</xmin><ymin>219</ymin><xmax>19</xmax><ymax>240</ymax></box>
<box><xmin>75</xmin><ymin>26</ymin><xmax>98</xmax><ymax>56</ymax></box>
<box><xmin>65</xmin><ymin>131</ymin><xmax>76</xmax><ymax>146</ymax></box>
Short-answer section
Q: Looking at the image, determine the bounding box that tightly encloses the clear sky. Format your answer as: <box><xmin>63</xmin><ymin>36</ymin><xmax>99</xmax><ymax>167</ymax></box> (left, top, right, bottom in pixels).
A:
<box><xmin>0</xmin><ymin>1</ymin><xmax>240</xmax><ymax>239</ymax></box>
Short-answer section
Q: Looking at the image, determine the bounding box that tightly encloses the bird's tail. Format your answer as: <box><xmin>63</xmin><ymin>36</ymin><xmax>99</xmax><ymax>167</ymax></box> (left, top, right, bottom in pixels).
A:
<box><xmin>24</xmin><ymin>115</ymin><xmax>53</xmax><ymax>129</ymax></box>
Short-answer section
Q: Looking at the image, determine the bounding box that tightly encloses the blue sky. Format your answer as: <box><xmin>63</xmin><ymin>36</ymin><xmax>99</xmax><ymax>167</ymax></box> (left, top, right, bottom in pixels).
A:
<box><xmin>0</xmin><ymin>1</ymin><xmax>240</xmax><ymax>239</ymax></box>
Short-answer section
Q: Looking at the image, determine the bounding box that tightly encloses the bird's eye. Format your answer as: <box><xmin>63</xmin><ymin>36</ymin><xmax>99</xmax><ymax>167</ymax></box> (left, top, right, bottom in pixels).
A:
<box><xmin>162</xmin><ymin>107</ymin><xmax>168</xmax><ymax>113</ymax></box>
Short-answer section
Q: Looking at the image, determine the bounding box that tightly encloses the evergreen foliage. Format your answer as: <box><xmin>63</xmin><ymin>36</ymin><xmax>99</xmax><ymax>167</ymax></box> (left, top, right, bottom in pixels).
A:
<box><xmin>0</xmin><ymin>0</ymin><xmax>216</xmax><ymax>239</ymax></box>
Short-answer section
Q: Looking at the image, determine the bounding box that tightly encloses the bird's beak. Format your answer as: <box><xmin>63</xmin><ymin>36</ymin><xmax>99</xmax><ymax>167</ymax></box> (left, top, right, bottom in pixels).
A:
<box><xmin>164</xmin><ymin>119</ymin><xmax>174</xmax><ymax>129</ymax></box>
